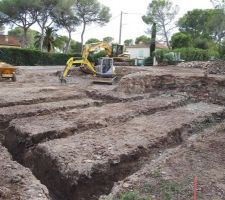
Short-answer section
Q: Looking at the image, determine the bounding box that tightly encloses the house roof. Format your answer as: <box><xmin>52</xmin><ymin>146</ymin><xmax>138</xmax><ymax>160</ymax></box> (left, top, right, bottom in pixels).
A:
<box><xmin>0</xmin><ymin>35</ymin><xmax>21</xmax><ymax>47</ymax></box>
<box><xmin>126</xmin><ymin>42</ymin><xmax>168</xmax><ymax>49</ymax></box>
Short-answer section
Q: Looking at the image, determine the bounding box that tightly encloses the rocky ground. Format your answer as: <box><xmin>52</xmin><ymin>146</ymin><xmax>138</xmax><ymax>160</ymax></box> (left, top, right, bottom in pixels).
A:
<box><xmin>0</xmin><ymin>62</ymin><xmax>225</xmax><ymax>200</ymax></box>
<box><xmin>177</xmin><ymin>60</ymin><xmax>225</xmax><ymax>75</ymax></box>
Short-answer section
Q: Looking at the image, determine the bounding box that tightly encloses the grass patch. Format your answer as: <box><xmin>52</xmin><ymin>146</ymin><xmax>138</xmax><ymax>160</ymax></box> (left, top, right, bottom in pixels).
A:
<box><xmin>116</xmin><ymin>191</ymin><xmax>151</xmax><ymax>200</ymax></box>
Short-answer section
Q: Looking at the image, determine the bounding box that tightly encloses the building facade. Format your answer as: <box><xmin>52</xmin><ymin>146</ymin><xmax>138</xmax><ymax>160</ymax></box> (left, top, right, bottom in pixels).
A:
<box><xmin>0</xmin><ymin>35</ymin><xmax>21</xmax><ymax>48</ymax></box>
<box><xmin>126</xmin><ymin>43</ymin><xmax>167</xmax><ymax>59</ymax></box>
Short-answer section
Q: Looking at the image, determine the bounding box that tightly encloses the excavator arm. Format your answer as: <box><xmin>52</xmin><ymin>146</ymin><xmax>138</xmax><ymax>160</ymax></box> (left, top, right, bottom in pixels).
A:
<box><xmin>60</xmin><ymin>42</ymin><xmax>113</xmax><ymax>82</ymax></box>
<box><xmin>61</xmin><ymin>57</ymin><xmax>96</xmax><ymax>79</ymax></box>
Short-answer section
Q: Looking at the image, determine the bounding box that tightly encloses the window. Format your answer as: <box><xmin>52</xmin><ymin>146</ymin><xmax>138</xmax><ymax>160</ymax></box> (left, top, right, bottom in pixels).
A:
<box><xmin>138</xmin><ymin>49</ymin><xmax>144</xmax><ymax>58</ymax></box>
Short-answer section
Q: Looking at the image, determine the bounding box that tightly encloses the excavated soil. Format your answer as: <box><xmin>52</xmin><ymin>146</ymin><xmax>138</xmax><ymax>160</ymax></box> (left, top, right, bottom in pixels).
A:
<box><xmin>0</xmin><ymin>64</ymin><xmax>225</xmax><ymax>200</ymax></box>
<box><xmin>25</xmin><ymin>103</ymin><xmax>224</xmax><ymax>200</ymax></box>
<box><xmin>103</xmin><ymin>122</ymin><xmax>225</xmax><ymax>200</ymax></box>
<box><xmin>6</xmin><ymin>95</ymin><xmax>187</xmax><ymax>159</ymax></box>
<box><xmin>0</xmin><ymin>145</ymin><xmax>51</xmax><ymax>200</ymax></box>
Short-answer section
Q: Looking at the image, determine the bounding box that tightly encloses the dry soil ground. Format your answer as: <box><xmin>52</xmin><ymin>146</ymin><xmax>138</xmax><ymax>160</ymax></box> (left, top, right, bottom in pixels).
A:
<box><xmin>0</xmin><ymin>64</ymin><xmax>225</xmax><ymax>200</ymax></box>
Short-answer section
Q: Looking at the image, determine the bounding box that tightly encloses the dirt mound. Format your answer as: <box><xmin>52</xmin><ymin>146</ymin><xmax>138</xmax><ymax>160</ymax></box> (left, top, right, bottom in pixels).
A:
<box><xmin>115</xmin><ymin>66</ymin><xmax>147</xmax><ymax>77</ymax></box>
<box><xmin>177</xmin><ymin>60</ymin><xmax>225</xmax><ymax>75</ymax></box>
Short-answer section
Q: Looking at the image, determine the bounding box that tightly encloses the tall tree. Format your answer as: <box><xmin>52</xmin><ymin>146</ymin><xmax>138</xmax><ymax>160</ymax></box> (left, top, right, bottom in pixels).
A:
<box><xmin>207</xmin><ymin>9</ymin><xmax>225</xmax><ymax>43</ymax></box>
<box><xmin>178</xmin><ymin>9</ymin><xmax>225</xmax><ymax>43</ymax></box>
<box><xmin>135</xmin><ymin>35</ymin><xmax>151</xmax><ymax>44</ymax></box>
<box><xmin>69</xmin><ymin>41</ymin><xmax>82</xmax><ymax>54</ymax></box>
<box><xmin>53</xmin><ymin>35</ymin><xmax>69</xmax><ymax>52</ymax></box>
<box><xmin>178</xmin><ymin>9</ymin><xmax>212</xmax><ymax>39</ymax></box>
<box><xmin>75</xmin><ymin>0</ymin><xmax>111</xmax><ymax>47</ymax></box>
<box><xmin>211</xmin><ymin>0</ymin><xmax>225</xmax><ymax>10</ymax></box>
<box><xmin>124</xmin><ymin>39</ymin><xmax>134</xmax><ymax>46</ymax></box>
<box><xmin>85</xmin><ymin>38</ymin><xmax>100</xmax><ymax>44</ymax></box>
<box><xmin>0</xmin><ymin>0</ymin><xmax>39</xmax><ymax>47</ymax></box>
<box><xmin>36</xmin><ymin>0</ymin><xmax>56</xmax><ymax>51</ymax></box>
<box><xmin>142</xmin><ymin>0</ymin><xmax>179</xmax><ymax>48</ymax></box>
<box><xmin>210</xmin><ymin>1</ymin><xmax>225</xmax><ymax>43</ymax></box>
<box><xmin>0</xmin><ymin>24</ymin><xmax>5</xmax><ymax>34</ymax></box>
<box><xmin>150</xmin><ymin>23</ymin><xmax>156</xmax><ymax>57</ymax></box>
<box><xmin>52</xmin><ymin>0</ymin><xmax>80</xmax><ymax>53</ymax></box>
<box><xmin>103</xmin><ymin>36</ymin><xmax>114</xmax><ymax>43</ymax></box>
<box><xmin>43</xmin><ymin>27</ymin><xmax>57</xmax><ymax>52</ymax></box>
<box><xmin>9</xmin><ymin>27</ymin><xmax>39</xmax><ymax>48</ymax></box>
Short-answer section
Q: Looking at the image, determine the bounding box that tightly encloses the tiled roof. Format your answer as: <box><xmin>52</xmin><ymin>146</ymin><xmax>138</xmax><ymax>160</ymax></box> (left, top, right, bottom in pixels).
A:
<box><xmin>0</xmin><ymin>35</ymin><xmax>21</xmax><ymax>47</ymax></box>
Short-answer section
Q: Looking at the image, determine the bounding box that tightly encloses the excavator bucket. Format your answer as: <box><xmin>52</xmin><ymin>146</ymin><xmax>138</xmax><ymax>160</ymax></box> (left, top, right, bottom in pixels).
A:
<box><xmin>92</xmin><ymin>57</ymin><xmax>116</xmax><ymax>84</ymax></box>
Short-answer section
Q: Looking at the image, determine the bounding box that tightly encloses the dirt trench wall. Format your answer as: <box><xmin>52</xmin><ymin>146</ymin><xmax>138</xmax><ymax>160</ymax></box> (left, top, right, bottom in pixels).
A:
<box><xmin>116</xmin><ymin>72</ymin><xmax>225</xmax><ymax>104</ymax></box>
<box><xmin>0</xmin><ymin>145</ymin><xmax>51</xmax><ymax>200</ymax></box>
<box><xmin>24</xmin><ymin>103</ymin><xmax>225</xmax><ymax>200</ymax></box>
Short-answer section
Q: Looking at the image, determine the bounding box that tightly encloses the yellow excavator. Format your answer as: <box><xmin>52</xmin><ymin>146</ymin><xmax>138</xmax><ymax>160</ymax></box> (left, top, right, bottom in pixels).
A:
<box><xmin>60</xmin><ymin>42</ymin><xmax>124</xmax><ymax>84</ymax></box>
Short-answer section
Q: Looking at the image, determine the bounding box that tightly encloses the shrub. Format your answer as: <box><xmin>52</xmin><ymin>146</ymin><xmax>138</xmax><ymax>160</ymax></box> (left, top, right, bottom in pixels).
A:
<box><xmin>117</xmin><ymin>191</ymin><xmax>151</xmax><ymax>200</ymax></box>
<box><xmin>175</xmin><ymin>48</ymin><xmax>210</xmax><ymax>61</ymax></box>
<box><xmin>0</xmin><ymin>47</ymin><xmax>81</xmax><ymax>66</ymax></box>
<box><xmin>154</xmin><ymin>48</ymin><xmax>220</xmax><ymax>63</ymax></box>
<box><xmin>163</xmin><ymin>52</ymin><xmax>177</xmax><ymax>65</ymax></box>
<box><xmin>171</xmin><ymin>32</ymin><xmax>192</xmax><ymax>49</ymax></box>
<box><xmin>193</xmin><ymin>38</ymin><xmax>209</xmax><ymax>49</ymax></box>
<box><xmin>144</xmin><ymin>57</ymin><xmax>153</xmax><ymax>66</ymax></box>
<box><xmin>219</xmin><ymin>41</ymin><xmax>225</xmax><ymax>59</ymax></box>
<box><xmin>128</xmin><ymin>59</ymin><xmax>135</xmax><ymax>66</ymax></box>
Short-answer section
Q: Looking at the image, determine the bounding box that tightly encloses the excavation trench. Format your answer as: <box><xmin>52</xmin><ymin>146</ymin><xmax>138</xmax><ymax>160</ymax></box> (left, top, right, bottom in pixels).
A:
<box><xmin>85</xmin><ymin>90</ymin><xmax>145</xmax><ymax>103</ymax></box>
<box><xmin>0</xmin><ymin>98</ymin><xmax>103</xmax><ymax>146</ymax></box>
<box><xmin>4</xmin><ymin>96</ymin><xmax>189</xmax><ymax>161</ymax></box>
<box><xmin>26</xmin><ymin>110</ymin><xmax>225</xmax><ymax>200</ymax></box>
<box><xmin>1</xmin><ymin>89</ymin><xmax>224</xmax><ymax>200</ymax></box>
<box><xmin>0</xmin><ymin>93</ymin><xmax>86</xmax><ymax>108</ymax></box>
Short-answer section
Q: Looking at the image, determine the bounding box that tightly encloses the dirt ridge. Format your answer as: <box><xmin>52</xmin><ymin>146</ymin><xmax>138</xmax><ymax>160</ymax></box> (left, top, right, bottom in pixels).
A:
<box><xmin>25</xmin><ymin>104</ymin><xmax>225</xmax><ymax>200</ymax></box>
<box><xmin>28</xmin><ymin>107</ymin><xmax>225</xmax><ymax>200</ymax></box>
<box><xmin>4</xmin><ymin>96</ymin><xmax>189</xmax><ymax>161</ymax></box>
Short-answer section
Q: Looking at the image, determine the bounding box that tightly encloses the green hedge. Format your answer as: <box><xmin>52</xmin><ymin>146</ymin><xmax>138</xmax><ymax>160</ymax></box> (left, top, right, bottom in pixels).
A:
<box><xmin>0</xmin><ymin>48</ymin><xmax>81</xmax><ymax>66</ymax></box>
<box><xmin>144</xmin><ymin>57</ymin><xmax>153</xmax><ymax>66</ymax></box>
<box><xmin>155</xmin><ymin>48</ymin><xmax>220</xmax><ymax>63</ymax></box>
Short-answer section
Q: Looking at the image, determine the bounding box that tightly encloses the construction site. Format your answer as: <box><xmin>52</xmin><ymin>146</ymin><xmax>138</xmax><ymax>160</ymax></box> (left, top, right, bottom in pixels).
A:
<box><xmin>0</xmin><ymin>59</ymin><xmax>225</xmax><ymax>200</ymax></box>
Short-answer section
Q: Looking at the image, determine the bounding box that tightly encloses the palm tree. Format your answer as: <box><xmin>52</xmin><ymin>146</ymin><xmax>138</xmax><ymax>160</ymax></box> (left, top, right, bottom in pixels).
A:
<box><xmin>35</xmin><ymin>27</ymin><xmax>57</xmax><ymax>52</ymax></box>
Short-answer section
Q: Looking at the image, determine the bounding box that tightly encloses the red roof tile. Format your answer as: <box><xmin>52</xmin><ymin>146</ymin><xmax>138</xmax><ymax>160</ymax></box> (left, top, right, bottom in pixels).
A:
<box><xmin>0</xmin><ymin>35</ymin><xmax>21</xmax><ymax>47</ymax></box>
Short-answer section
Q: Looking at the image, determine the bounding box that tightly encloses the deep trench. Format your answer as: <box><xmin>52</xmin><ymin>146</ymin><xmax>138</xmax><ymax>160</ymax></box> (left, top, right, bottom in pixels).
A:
<box><xmin>4</xmin><ymin>96</ymin><xmax>191</xmax><ymax>163</ymax></box>
<box><xmin>22</xmin><ymin>111</ymin><xmax>225</xmax><ymax>200</ymax></box>
<box><xmin>0</xmin><ymin>96</ymin><xmax>224</xmax><ymax>200</ymax></box>
<box><xmin>0</xmin><ymin>93</ymin><xmax>85</xmax><ymax>108</ymax></box>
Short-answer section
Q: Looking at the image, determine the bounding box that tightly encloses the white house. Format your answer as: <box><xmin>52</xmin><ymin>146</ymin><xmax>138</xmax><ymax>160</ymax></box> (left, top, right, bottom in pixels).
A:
<box><xmin>126</xmin><ymin>43</ymin><xmax>167</xmax><ymax>59</ymax></box>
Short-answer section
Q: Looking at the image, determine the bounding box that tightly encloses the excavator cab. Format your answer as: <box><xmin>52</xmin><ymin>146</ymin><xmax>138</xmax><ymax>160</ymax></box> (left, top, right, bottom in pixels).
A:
<box><xmin>95</xmin><ymin>57</ymin><xmax>114</xmax><ymax>78</ymax></box>
<box><xmin>92</xmin><ymin>57</ymin><xmax>116</xmax><ymax>84</ymax></box>
<box><xmin>112</xmin><ymin>44</ymin><xmax>124</xmax><ymax>57</ymax></box>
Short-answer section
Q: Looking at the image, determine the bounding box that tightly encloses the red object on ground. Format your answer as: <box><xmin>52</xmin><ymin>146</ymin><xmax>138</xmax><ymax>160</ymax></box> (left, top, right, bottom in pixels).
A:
<box><xmin>194</xmin><ymin>176</ymin><xmax>197</xmax><ymax>200</ymax></box>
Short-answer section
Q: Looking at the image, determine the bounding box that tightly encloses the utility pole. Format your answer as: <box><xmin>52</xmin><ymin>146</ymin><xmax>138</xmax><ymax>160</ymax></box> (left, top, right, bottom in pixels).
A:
<box><xmin>119</xmin><ymin>11</ymin><xmax>123</xmax><ymax>44</ymax></box>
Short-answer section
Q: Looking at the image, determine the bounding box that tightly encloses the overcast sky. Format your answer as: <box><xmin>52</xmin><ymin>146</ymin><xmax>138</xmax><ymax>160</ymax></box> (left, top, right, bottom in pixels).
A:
<box><xmin>66</xmin><ymin>0</ymin><xmax>213</xmax><ymax>44</ymax></box>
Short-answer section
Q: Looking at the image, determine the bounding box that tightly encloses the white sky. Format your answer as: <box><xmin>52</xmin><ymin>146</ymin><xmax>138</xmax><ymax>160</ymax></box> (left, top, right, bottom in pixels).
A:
<box><xmin>6</xmin><ymin>0</ymin><xmax>214</xmax><ymax>43</ymax></box>
<box><xmin>67</xmin><ymin>0</ymin><xmax>213</xmax><ymax>43</ymax></box>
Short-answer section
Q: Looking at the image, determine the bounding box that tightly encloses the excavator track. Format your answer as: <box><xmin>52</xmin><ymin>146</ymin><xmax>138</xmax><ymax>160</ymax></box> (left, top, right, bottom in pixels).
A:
<box><xmin>92</xmin><ymin>76</ymin><xmax>116</xmax><ymax>84</ymax></box>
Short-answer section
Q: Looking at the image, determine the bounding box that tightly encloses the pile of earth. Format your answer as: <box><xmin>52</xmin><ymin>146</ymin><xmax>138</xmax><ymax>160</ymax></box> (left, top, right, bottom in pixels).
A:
<box><xmin>177</xmin><ymin>60</ymin><xmax>225</xmax><ymax>75</ymax></box>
